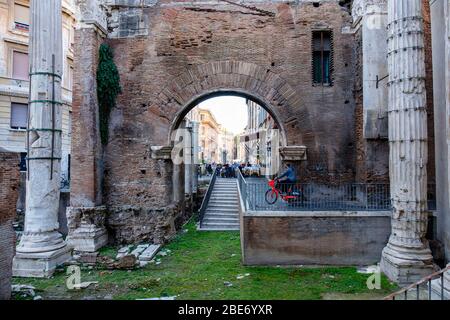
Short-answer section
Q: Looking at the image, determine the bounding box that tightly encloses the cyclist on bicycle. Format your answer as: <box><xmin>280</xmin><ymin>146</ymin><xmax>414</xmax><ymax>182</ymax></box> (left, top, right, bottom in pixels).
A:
<box><xmin>276</xmin><ymin>163</ymin><xmax>296</xmax><ymax>194</ymax></box>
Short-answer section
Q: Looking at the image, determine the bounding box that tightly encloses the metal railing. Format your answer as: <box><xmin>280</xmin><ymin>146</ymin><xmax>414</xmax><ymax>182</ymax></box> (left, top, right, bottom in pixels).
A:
<box><xmin>242</xmin><ymin>181</ymin><xmax>391</xmax><ymax>211</ymax></box>
<box><xmin>198</xmin><ymin>171</ymin><xmax>217</xmax><ymax>228</ymax></box>
<box><xmin>236</xmin><ymin>178</ymin><xmax>437</xmax><ymax>212</ymax></box>
<box><xmin>237</xmin><ymin>169</ymin><xmax>248</xmax><ymax>211</ymax></box>
<box><xmin>384</xmin><ymin>265</ymin><xmax>450</xmax><ymax>300</ymax></box>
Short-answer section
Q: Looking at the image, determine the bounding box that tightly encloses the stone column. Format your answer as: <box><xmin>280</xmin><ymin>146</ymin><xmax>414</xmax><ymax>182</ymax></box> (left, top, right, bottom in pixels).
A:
<box><xmin>430</xmin><ymin>0</ymin><xmax>450</xmax><ymax>297</ymax></box>
<box><xmin>352</xmin><ymin>0</ymin><xmax>389</xmax><ymax>182</ymax></box>
<box><xmin>191</xmin><ymin>121</ymin><xmax>200</xmax><ymax>194</ymax></box>
<box><xmin>13</xmin><ymin>0</ymin><xmax>71</xmax><ymax>278</ymax></box>
<box><xmin>184</xmin><ymin>123</ymin><xmax>193</xmax><ymax>197</ymax></box>
<box><xmin>445</xmin><ymin>0</ymin><xmax>450</xmax><ymax>296</ymax></box>
<box><xmin>380</xmin><ymin>0</ymin><xmax>435</xmax><ymax>285</ymax></box>
<box><xmin>173</xmin><ymin>122</ymin><xmax>186</xmax><ymax>206</ymax></box>
<box><xmin>65</xmin><ymin>0</ymin><xmax>109</xmax><ymax>253</ymax></box>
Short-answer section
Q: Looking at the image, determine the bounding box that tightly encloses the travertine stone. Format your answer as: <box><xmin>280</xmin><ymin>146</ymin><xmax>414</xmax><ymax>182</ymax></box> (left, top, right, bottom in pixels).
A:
<box><xmin>13</xmin><ymin>0</ymin><xmax>71</xmax><ymax>278</ymax></box>
<box><xmin>380</xmin><ymin>0</ymin><xmax>435</xmax><ymax>285</ymax></box>
<box><xmin>279</xmin><ymin>146</ymin><xmax>307</xmax><ymax>161</ymax></box>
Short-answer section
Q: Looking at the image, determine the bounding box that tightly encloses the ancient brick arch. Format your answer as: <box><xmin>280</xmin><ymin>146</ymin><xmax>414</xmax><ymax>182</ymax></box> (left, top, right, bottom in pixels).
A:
<box><xmin>155</xmin><ymin>60</ymin><xmax>315</xmax><ymax>147</ymax></box>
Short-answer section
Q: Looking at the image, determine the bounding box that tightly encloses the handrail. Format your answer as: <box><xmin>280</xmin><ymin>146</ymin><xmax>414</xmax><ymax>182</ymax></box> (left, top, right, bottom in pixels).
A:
<box><xmin>236</xmin><ymin>169</ymin><xmax>248</xmax><ymax>211</ymax></box>
<box><xmin>198</xmin><ymin>172</ymin><xmax>217</xmax><ymax>228</ymax></box>
<box><xmin>384</xmin><ymin>265</ymin><xmax>450</xmax><ymax>300</ymax></box>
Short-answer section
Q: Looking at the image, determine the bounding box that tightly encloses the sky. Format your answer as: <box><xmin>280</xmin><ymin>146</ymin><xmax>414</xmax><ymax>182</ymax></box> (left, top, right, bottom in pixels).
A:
<box><xmin>197</xmin><ymin>96</ymin><xmax>248</xmax><ymax>134</ymax></box>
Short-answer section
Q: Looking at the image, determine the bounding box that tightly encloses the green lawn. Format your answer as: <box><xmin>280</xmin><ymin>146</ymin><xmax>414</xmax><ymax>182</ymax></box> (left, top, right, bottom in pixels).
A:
<box><xmin>12</xmin><ymin>218</ymin><xmax>397</xmax><ymax>300</ymax></box>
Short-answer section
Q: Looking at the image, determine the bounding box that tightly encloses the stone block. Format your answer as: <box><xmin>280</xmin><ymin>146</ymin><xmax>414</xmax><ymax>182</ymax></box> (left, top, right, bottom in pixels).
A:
<box><xmin>139</xmin><ymin>244</ymin><xmax>161</xmax><ymax>261</ymax></box>
<box><xmin>12</xmin><ymin>246</ymin><xmax>72</xmax><ymax>278</ymax></box>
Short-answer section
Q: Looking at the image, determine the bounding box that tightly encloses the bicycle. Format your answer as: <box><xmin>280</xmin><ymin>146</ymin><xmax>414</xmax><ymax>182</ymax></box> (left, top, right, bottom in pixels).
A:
<box><xmin>264</xmin><ymin>178</ymin><xmax>306</xmax><ymax>205</ymax></box>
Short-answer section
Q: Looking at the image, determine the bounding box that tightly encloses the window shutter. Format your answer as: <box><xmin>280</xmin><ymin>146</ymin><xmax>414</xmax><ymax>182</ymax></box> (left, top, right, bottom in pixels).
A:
<box><xmin>10</xmin><ymin>103</ymin><xmax>28</xmax><ymax>129</ymax></box>
<box><xmin>12</xmin><ymin>51</ymin><xmax>29</xmax><ymax>80</ymax></box>
<box><xmin>14</xmin><ymin>4</ymin><xmax>30</xmax><ymax>26</ymax></box>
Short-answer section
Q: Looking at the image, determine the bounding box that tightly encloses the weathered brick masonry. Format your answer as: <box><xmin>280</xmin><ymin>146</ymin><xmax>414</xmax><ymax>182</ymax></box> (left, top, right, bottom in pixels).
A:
<box><xmin>72</xmin><ymin>1</ymin><xmax>435</xmax><ymax>244</ymax></box>
<box><xmin>70</xmin><ymin>1</ymin><xmax>361</xmax><ymax>244</ymax></box>
<box><xmin>0</xmin><ymin>149</ymin><xmax>19</xmax><ymax>299</ymax></box>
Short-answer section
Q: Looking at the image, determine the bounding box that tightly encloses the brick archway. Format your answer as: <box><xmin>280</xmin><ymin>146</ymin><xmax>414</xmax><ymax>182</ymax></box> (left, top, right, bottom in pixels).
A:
<box><xmin>154</xmin><ymin>60</ymin><xmax>315</xmax><ymax>147</ymax></box>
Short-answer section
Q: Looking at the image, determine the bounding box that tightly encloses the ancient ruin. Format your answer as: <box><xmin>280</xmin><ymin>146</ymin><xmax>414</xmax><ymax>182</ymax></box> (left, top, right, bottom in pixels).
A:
<box><xmin>0</xmin><ymin>0</ymin><xmax>450</xmax><ymax>299</ymax></box>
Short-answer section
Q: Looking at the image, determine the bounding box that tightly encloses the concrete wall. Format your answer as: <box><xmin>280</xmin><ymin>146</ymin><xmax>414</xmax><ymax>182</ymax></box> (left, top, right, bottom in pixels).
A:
<box><xmin>241</xmin><ymin>211</ymin><xmax>391</xmax><ymax>265</ymax></box>
<box><xmin>0</xmin><ymin>149</ymin><xmax>20</xmax><ymax>300</ymax></box>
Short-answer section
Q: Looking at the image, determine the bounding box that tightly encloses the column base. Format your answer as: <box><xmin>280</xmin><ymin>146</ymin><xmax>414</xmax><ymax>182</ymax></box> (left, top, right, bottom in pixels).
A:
<box><xmin>380</xmin><ymin>243</ymin><xmax>437</xmax><ymax>286</ymax></box>
<box><xmin>67</xmin><ymin>224</ymin><xmax>108</xmax><ymax>252</ymax></box>
<box><xmin>13</xmin><ymin>245</ymin><xmax>72</xmax><ymax>278</ymax></box>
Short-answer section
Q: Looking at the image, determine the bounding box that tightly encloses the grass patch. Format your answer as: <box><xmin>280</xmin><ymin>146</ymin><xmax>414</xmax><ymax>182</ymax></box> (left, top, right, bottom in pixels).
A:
<box><xmin>12</xmin><ymin>219</ymin><xmax>397</xmax><ymax>300</ymax></box>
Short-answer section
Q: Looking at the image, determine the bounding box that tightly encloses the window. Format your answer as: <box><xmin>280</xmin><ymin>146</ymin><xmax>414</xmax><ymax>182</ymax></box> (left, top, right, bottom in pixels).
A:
<box><xmin>312</xmin><ymin>31</ymin><xmax>332</xmax><ymax>85</ymax></box>
<box><xmin>14</xmin><ymin>3</ymin><xmax>29</xmax><ymax>31</ymax></box>
<box><xmin>10</xmin><ymin>103</ymin><xmax>28</xmax><ymax>130</ymax></box>
<box><xmin>68</xmin><ymin>111</ymin><xmax>72</xmax><ymax>135</ymax></box>
<box><xmin>64</xmin><ymin>60</ymin><xmax>74</xmax><ymax>89</ymax></box>
<box><xmin>12</xmin><ymin>51</ymin><xmax>29</xmax><ymax>80</ymax></box>
<box><xmin>19</xmin><ymin>152</ymin><xmax>27</xmax><ymax>172</ymax></box>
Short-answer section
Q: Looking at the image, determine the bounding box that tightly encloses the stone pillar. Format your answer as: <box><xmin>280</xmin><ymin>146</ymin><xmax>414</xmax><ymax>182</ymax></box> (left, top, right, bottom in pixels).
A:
<box><xmin>13</xmin><ymin>0</ymin><xmax>71</xmax><ymax>278</ymax></box>
<box><xmin>430</xmin><ymin>0</ymin><xmax>450</xmax><ymax>297</ymax></box>
<box><xmin>66</xmin><ymin>0</ymin><xmax>109</xmax><ymax>253</ymax></box>
<box><xmin>172</xmin><ymin>123</ymin><xmax>186</xmax><ymax>205</ymax></box>
<box><xmin>352</xmin><ymin>0</ymin><xmax>389</xmax><ymax>182</ymax></box>
<box><xmin>380</xmin><ymin>0</ymin><xmax>435</xmax><ymax>285</ymax></box>
<box><xmin>184</xmin><ymin>123</ymin><xmax>193</xmax><ymax>197</ymax></box>
<box><xmin>191</xmin><ymin>121</ymin><xmax>200</xmax><ymax>194</ymax></box>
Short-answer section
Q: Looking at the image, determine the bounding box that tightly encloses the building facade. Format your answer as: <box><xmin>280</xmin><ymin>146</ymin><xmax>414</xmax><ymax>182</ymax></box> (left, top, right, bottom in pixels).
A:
<box><xmin>187</xmin><ymin>107</ymin><xmax>235</xmax><ymax>164</ymax></box>
<box><xmin>0</xmin><ymin>0</ymin><xmax>76</xmax><ymax>184</ymax></box>
<box><xmin>239</xmin><ymin>99</ymin><xmax>280</xmax><ymax>176</ymax></box>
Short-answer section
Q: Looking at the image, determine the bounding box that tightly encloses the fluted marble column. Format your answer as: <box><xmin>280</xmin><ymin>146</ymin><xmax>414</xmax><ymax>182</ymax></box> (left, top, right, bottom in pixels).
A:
<box><xmin>380</xmin><ymin>0</ymin><xmax>435</xmax><ymax>285</ymax></box>
<box><xmin>13</xmin><ymin>0</ymin><xmax>71</xmax><ymax>278</ymax></box>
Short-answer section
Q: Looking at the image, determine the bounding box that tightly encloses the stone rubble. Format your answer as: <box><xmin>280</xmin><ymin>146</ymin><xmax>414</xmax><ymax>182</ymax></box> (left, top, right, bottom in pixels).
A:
<box><xmin>11</xmin><ymin>284</ymin><xmax>36</xmax><ymax>298</ymax></box>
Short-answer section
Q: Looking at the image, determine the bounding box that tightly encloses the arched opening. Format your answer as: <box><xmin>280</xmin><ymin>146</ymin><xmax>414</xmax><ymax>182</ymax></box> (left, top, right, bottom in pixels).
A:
<box><xmin>168</xmin><ymin>91</ymin><xmax>287</xmax><ymax>231</ymax></box>
<box><xmin>169</xmin><ymin>90</ymin><xmax>288</xmax><ymax>148</ymax></box>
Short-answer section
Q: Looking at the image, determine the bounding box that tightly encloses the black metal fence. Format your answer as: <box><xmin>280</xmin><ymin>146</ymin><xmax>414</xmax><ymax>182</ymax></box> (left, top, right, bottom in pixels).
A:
<box><xmin>237</xmin><ymin>173</ymin><xmax>437</xmax><ymax>212</ymax></box>
<box><xmin>244</xmin><ymin>181</ymin><xmax>391</xmax><ymax>211</ymax></box>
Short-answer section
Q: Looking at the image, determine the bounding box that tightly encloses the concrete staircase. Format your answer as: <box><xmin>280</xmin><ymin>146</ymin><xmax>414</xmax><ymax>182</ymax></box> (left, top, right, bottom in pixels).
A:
<box><xmin>199</xmin><ymin>178</ymin><xmax>239</xmax><ymax>231</ymax></box>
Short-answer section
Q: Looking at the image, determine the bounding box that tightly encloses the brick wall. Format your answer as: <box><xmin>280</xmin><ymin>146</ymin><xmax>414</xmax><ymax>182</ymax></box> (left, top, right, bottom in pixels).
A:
<box><xmin>70</xmin><ymin>27</ymin><xmax>104</xmax><ymax>208</ymax></box>
<box><xmin>422</xmin><ymin>0</ymin><xmax>436</xmax><ymax>186</ymax></box>
<box><xmin>100</xmin><ymin>1</ymin><xmax>357</xmax><ymax>208</ymax></box>
<box><xmin>0</xmin><ymin>149</ymin><xmax>20</xmax><ymax>300</ymax></box>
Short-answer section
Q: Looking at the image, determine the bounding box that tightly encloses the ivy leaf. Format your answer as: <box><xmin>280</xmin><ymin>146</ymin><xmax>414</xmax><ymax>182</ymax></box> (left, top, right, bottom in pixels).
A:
<box><xmin>97</xmin><ymin>43</ymin><xmax>122</xmax><ymax>145</ymax></box>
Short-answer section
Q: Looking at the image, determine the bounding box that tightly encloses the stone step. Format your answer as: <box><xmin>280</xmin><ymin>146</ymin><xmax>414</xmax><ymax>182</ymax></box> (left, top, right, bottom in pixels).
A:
<box><xmin>198</xmin><ymin>226</ymin><xmax>240</xmax><ymax>231</ymax></box>
<box><xmin>200</xmin><ymin>222</ymin><xmax>239</xmax><ymax>230</ymax></box>
<box><xmin>207</xmin><ymin>207</ymin><xmax>239</xmax><ymax>212</ymax></box>
<box><xmin>208</xmin><ymin>203</ymin><xmax>238</xmax><ymax>208</ymax></box>
<box><xmin>206</xmin><ymin>207</ymin><xmax>239</xmax><ymax>213</ymax></box>
<box><xmin>210</xmin><ymin>196</ymin><xmax>238</xmax><ymax>201</ymax></box>
<box><xmin>211</xmin><ymin>192</ymin><xmax>238</xmax><ymax>196</ymax></box>
<box><xmin>203</xmin><ymin>217</ymin><xmax>239</xmax><ymax>223</ymax></box>
<box><xmin>208</xmin><ymin>201</ymin><xmax>238</xmax><ymax>205</ymax></box>
<box><xmin>204</xmin><ymin>212</ymin><xmax>239</xmax><ymax>218</ymax></box>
